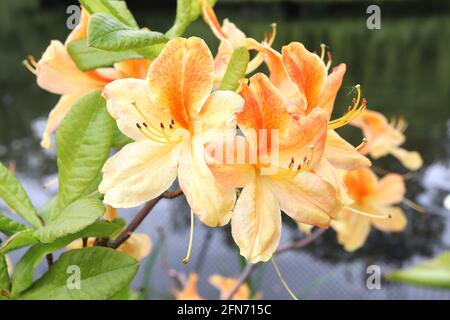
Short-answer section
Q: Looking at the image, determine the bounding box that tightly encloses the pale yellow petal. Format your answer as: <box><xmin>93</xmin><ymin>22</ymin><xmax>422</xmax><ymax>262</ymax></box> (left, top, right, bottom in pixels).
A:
<box><xmin>99</xmin><ymin>140</ymin><xmax>181</xmax><ymax>208</ymax></box>
<box><xmin>390</xmin><ymin>147</ymin><xmax>423</xmax><ymax>171</ymax></box>
<box><xmin>370</xmin><ymin>173</ymin><xmax>405</xmax><ymax>205</ymax></box>
<box><xmin>371</xmin><ymin>206</ymin><xmax>407</xmax><ymax>232</ymax></box>
<box><xmin>324</xmin><ymin>130</ymin><xmax>371</xmax><ymax>171</ymax></box>
<box><xmin>178</xmin><ymin>140</ymin><xmax>236</xmax><ymax>227</ymax></box>
<box><xmin>336</xmin><ymin>210</ymin><xmax>371</xmax><ymax>252</ymax></box>
<box><xmin>117</xmin><ymin>233</ymin><xmax>152</xmax><ymax>261</ymax></box>
<box><xmin>175</xmin><ymin>273</ymin><xmax>203</xmax><ymax>300</ymax></box>
<box><xmin>231</xmin><ymin>175</ymin><xmax>281</xmax><ymax>263</ymax></box>
<box><xmin>268</xmin><ymin>171</ymin><xmax>340</xmax><ymax>227</ymax></box>
<box><xmin>41</xmin><ymin>93</ymin><xmax>83</xmax><ymax>149</ymax></box>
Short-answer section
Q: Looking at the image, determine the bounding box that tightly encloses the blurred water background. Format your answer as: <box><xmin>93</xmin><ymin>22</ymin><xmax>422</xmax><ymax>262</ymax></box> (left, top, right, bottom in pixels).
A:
<box><xmin>0</xmin><ymin>0</ymin><xmax>450</xmax><ymax>299</ymax></box>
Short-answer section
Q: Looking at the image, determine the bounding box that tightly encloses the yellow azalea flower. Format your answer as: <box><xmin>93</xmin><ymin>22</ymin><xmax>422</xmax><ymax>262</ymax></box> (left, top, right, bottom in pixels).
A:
<box><xmin>209</xmin><ymin>275</ymin><xmax>253</xmax><ymax>300</ymax></box>
<box><xmin>200</xmin><ymin>0</ymin><xmax>276</xmax><ymax>87</ymax></box>
<box><xmin>26</xmin><ymin>7</ymin><xmax>151</xmax><ymax>149</ymax></box>
<box><xmin>99</xmin><ymin>37</ymin><xmax>244</xmax><ymax>227</ymax></box>
<box><xmin>67</xmin><ymin>233</ymin><xmax>152</xmax><ymax>261</ymax></box>
<box><xmin>174</xmin><ymin>273</ymin><xmax>204</xmax><ymax>300</ymax></box>
<box><xmin>333</xmin><ymin>168</ymin><xmax>407</xmax><ymax>252</ymax></box>
<box><xmin>208</xmin><ymin>73</ymin><xmax>341</xmax><ymax>263</ymax></box>
<box><xmin>351</xmin><ymin>110</ymin><xmax>423</xmax><ymax>171</ymax></box>
<box><xmin>242</xmin><ymin>40</ymin><xmax>371</xmax><ymax>208</ymax></box>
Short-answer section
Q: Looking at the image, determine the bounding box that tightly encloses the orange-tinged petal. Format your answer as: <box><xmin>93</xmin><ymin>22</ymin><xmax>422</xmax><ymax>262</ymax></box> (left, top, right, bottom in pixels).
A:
<box><xmin>370</xmin><ymin>173</ymin><xmax>405</xmax><ymax>205</ymax></box>
<box><xmin>175</xmin><ymin>273</ymin><xmax>203</xmax><ymax>300</ymax></box>
<box><xmin>99</xmin><ymin>140</ymin><xmax>181</xmax><ymax>208</ymax></box>
<box><xmin>268</xmin><ymin>171</ymin><xmax>340</xmax><ymax>226</ymax></box>
<box><xmin>65</xmin><ymin>7</ymin><xmax>90</xmax><ymax>44</ymax></box>
<box><xmin>103</xmin><ymin>78</ymin><xmax>174</xmax><ymax>141</ymax></box>
<box><xmin>232</xmin><ymin>174</ymin><xmax>281</xmax><ymax>263</ymax></box>
<box><xmin>147</xmin><ymin>37</ymin><xmax>214</xmax><ymax>128</ymax></box>
<box><xmin>324</xmin><ymin>129</ymin><xmax>371</xmax><ymax>170</ymax></box>
<box><xmin>282</xmin><ymin>42</ymin><xmax>327</xmax><ymax>113</ymax></box>
<box><xmin>178</xmin><ymin>139</ymin><xmax>236</xmax><ymax>227</ymax></box>
<box><xmin>201</xmin><ymin>0</ymin><xmax>229</xmax><ymax>42</ymax></box>
<box><xmin>344</xmin><ymin>168</ymin><xmax>378</xmax><ymax>202</ymax></box>
<box><xmin>114</xmin><ymin>59</ymin><xmax>151</xmax><ymax>79</ymax></box>
<box><xmin>371</xmin><ymin>206</ymin><xmax>407</xmax><ymax>232</ymax></box>
<box><xmin>199</xmin><ymin>90</ymin><xmax>244</xmax><ymax>136</ymax></box>
<box><xmin>336</xmin><ymin>211</ymin><xmax>371</xmax><ymax>252</ymax></box>
<box><xmin>390</xmin><ymin>147</ymin><xmax>423</xmax><ymax>171</ymax></box>
<box><xmin>41</xmin><ymin>93</ymin><xmax>83</xmax><ymax>149</ymax></box>
<box><xmin>117</xmin><ymin>233</ymin><xmax>152</xmax><ymax>261</ymax></box>
<box><xmin>209</xmin><ymin>275</ymin><xmax>250</xmax><ymax>300</ymax></box>
<box><xmin>316</xmin><ymin>63</ymin><xmax>346</xmax><ymax>119</ymax></box>
<box><xmin>36</xmin><ymin>40</ymin><xmax>107</xmax><ymax>95</ymax></box>
<box><xmin>314</xmin><ymin>158</ymin><xmax>353</xmax><ymax>207</ymax></box>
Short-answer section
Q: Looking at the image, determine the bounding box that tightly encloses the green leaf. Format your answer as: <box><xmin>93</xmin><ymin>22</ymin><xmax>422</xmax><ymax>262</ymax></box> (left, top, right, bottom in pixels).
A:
<box><xmin>56</xmin><ymin>91</ymin><xmax>113</xmax><ymax>214</ymax></box>
<box><xmin>11</xmin><ymin>219</ymin><xmax>124</xmax><ymax>296</ymax></box>
<box><xmin>79</xmin><ymin>0</ymin><xmax>138</xmax><ymax>28</ymax></box>
<box><xmin>0</xmin><ymin>213</ymin><xmax>27</xmax><ymax>237</ymax></box>
<box><xmin>0</xmin><ymin>230</ymin><xmax>38</xmax><ymax>255</ymax></box>
<box><xmin>33</xmin><ymin>198</ymin><xmax>105</xmax><ymax>244</ymax></box>
<box><xmin>19</xmin><ymin>247</ymin><xmax>139</xmax><ymax>300</ymax></box>
<box><xmin>0</xmin><ymin>163</ymin><xmax>42</xmax><ymax>228</ymax></box>
<box><xmin>67</xmin><ymin>39</ymin><xmax>143</xmax><ymax>71</ymax></box>
<box><xmin>0</xmin><ymin>254</ymin><xmax>10</xmax><ymax>292</ymax></box>
<box><xmin>219</xmin><ymin>46</ymin><xmax>250</xmax><ymax>91</ymax></box>
<box><xmin>110</xmin><ymin>287</ymin><xmax>141</xmax><ymax>300</ymax></box>
<box><xmin>88</xmin><ymin>13</ymin><xmax>168</xmax><ymax>52</ymax></box>
<box><xmin>386</xmin><ymin>251</ymin><xmax>450</xmax><ymax>289</ymax></box>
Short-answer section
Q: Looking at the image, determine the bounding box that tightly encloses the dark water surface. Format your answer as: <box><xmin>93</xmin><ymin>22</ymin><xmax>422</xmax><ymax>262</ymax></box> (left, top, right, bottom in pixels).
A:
<box><xmin>1</xmin><ymin>0</ymin><xmax>450</xmax><ymax>299</ymax></box>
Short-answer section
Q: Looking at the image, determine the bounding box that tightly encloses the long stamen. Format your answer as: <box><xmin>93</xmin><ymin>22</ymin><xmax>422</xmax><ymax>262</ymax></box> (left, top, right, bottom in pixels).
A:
<box><xmin>136</xmin><ymin>123</ymin><xmax>167</xmax><ymax>144</ymax></box>
<box><xmin>320</xmin><ymin>43</ymin><xmax>326</xmax><ymax>61</ymax></box>
<box><xmin>355</xmin><ymin>138</ymin><xmax>368</xmax><ymax>151</ymax></box>
<box><xmin>290</xmin><ymin>144</ymin><xmax>315</xmax><ymax>178</ymax></box>
<box><xmin>328</xmin><ymin>84</ymin><xmax>366</xmax><ymax>130</ymax></box>
<box><xmin>182</xmin><ymin>210</ymin><xmax>195</xmax><ymax>265</ymax></box>
<box><xmin>403</xmin><ymin>198</ymin><xmax>427</xmax><ymax>213</ymax></box>
<box><xmin>23</xmin><ymin>58</ymin><xmax>37</xmax><ymax>75</ymax></box>
<box><xmin>271</xmin><ymin>257</ymin><xmax>299</xmax><ymax>300</ymax></box>
<box><xmin>345</xmin><ymin>206</ymin><xmax>391</xmax><ymax>219</ymax></box>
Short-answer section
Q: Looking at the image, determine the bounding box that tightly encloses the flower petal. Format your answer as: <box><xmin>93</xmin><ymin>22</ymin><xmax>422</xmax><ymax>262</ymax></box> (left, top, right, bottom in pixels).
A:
<box><xmin>147</xmin><ymin>37</ymin><xmax>214</xmax><ymax>128</ymax></box>
<box><xmin>103</xmin><ymin>78</ymin><xmax>173</xmax><ymax>141</ymax></box>
<box><xmin>316</xmin><ymin>64</ymin><xmax>346</xmax><ymax>119</ymax></box>
<box><xmin>371</xmin><ymin>206</ymin><xmax>407</xmax><ymax>232</ymax></box>
<box><xmin>114</xmin><ymin>59</ymin><xmax>151</xmax><ymax>79</ymax></box>
<box><xmin>41</xmin><ymin>93</ymin><xmax>83</xmax><ymax>149</ymax></box>
<box><xmin>370</xmin><ymin>173</ymin><xmax>405</xmax><ymax>205</ymax></box>
<box><xmin>36</xmin><ymin>40</ymin><xmax>108</xmax><ymax>95</ymax></box>
<box><xmin>65</xmin><ymin>7</ymin><xmax>90</xmax><ymax>43</ymax></box>
<box><xmin>99</xmin><ymin>140</ymin><xmax>180</xmax><ymax>208</ymax></box>
<box><xmin>268</xmin><ymin>171</ymin><xmax>340</xmax><ymax>227</ymax></box>
<box><xmin>282</xmin><ymin>42</ymin><xmax>327</xmax><ymax>113</ymax></box>
<box><xmin>178</xmin><ymin>140</ymin><xmax>236</xmax><ymax>227</ymax></box>
<box><xmin>336</xmin><ymin>212</ymin><xmax>371</xmax><ymax>252</ymax></box>
<box><xmin>390</xmin><ymin>147</ymin><xmax>423</xmax><ymax>171</ymax></box>
<box><xmin>209</xmin><ymin>275</ymin><xmax>250</xmax><ymax>300</ymax></box>
<box><xmin>344</xmin><ymin>168</ymin><xmax>378</xmax><ymax>202</ymax></box>
<box><xmin>324</xmin><ymin>129</ymin><xmax>371</xmax><ymax>170</ymax></box>
<box><xmin>231</xmin><ymin>175</ymin><xmax>281</xmax><ymax>263</ymax></box>
<box><xmin>117</xmin><ymin>233</ymin><xmax>152</xmax><ymax>261</ymax></box>
<box><xmin>175</xmin><ymin>273</ymin><xmax>203</xmax><ymax>300</ymax></box>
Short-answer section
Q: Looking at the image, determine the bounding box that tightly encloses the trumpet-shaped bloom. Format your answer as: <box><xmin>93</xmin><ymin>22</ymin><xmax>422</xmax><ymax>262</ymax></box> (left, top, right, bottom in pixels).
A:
<box><xmin>99</xmin><ymin>37</ymin><xmax>244</xmax><ymax>227</ymax></box>
<box><xmin>29</xmin><ymin>7</ymin><xmax>151</xmax><ymax>149</ymax></box>
<box><xmin>351</xmin><ymin>110</ymin><xmax>423</xmax><ymax>171</ymax></box>
<box><xmin>209</xmin><ymin>73</ymin><xmax>341</xmax><ymax>263</ymax></box>
<box><xmin>333</xmin><ymin>168</ymin><xmax>407</xmax><ymax>252</ymax></box>
<box><xmin>244</xmin><ymin>41</ymin><xmax>371</xmax><ymax>207</ymax></box>
<box><xmin>201</xmin><ymin>0</ymin><xmax>276</xmax><ymax>87</ymax></box>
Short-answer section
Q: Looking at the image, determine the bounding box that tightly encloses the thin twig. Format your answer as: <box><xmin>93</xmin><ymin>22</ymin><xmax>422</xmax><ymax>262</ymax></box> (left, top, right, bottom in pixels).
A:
<box><xmin>225</xmin><ymin>228</ymin><xmax>327</xmax><ymax>300</ymax></box>
<box><xmin>110</xmin><ymin>195</ymin><xmax>163</xmax><ymax>249</ymax></box>
<box><xmin>163</xmin><ymin>189</ymin><xmax>183</xmax><ymax>199</ymax></box>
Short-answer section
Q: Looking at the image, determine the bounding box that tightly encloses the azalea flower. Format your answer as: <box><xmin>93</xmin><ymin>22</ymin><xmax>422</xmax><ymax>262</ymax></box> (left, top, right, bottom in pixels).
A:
<box><xmin>174</xmin><ymin>273</ymin><xmax>203</xmax><ymax>300</ymax></box>
<box><xmin>351</xmin><ymin>110</ymin><xmax>423</xmax><ymax>171</ymax></box>
<box><xmin>209</xmin><ymin>73</ymin><xmax>341</xmax><ymax>263</ymax></box>
<box><xmin>99</xmin><ymin>37</ymin><xmax>244</xmax><ymax>228</ymax></box>
<box><xmin>25</xmin><ymin>7</ymin><xmax>151</xmax><ymax>149</ymax></box>
<box><xmin>67</xmin><ymin>205</ymin><xmax>152</xmax><ymax>261</ymax></box>
<box><xmin>200</xmin><ymin>0</ymin><xmax>276</xmax><ymax>87</ymax></box>
<box><xmin>332</xmin><ymin>168</ymin><xmax>407</xmax><ymax>252</ymax></box>
<box><xmin>242</xmin><ymin>40</ymin><xmax>371</xmax><ymax>207</ymax></box>
<box><xmin>209</xmin><ymin>275</ymin><xmax>253</xmax><ymax>300</ymax></box>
